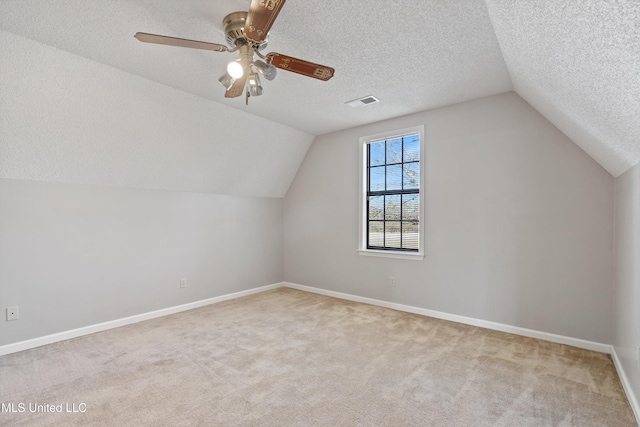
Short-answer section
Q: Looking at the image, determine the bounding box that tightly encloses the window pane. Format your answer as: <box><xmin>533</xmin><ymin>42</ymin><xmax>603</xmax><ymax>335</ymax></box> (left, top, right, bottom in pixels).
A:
<box><xmin>368</xmin><ymin>221</ymin><xmax>384</xmax><ymax>247</ymax></box>
<box><xmin>402</xmin><ymin>194</ymin><xmax>419</xmax><ymax>221</ymax></box>
<box><xmin>369</xmin><ymin>166</ymin><xmax>385</xmax><ymax>191</ymax></box>
<box><xmin>402</xmin><ymin>162</ymin><xmax>420</xmax><ymax>190</ymax></box>
<box><xmin>385</xmin><ymin>221</ymin><xmax>402</xmax><ymax>248</ymax></box>
<box><xmin>403</xmin><ymin>134</ymin><xmax>420</xmax><ymax>163</ymax></box>
<box><xmin>402</xmin><ymin>222</ymin><xmax>419</xmax><ymax>249</ymax></box>
<box><xmin>368</xmin><ymin>196</ymin><xmax>384</xmax><ymax>220</ymax></box>
<box><xmin>369</xmin><ymin>141</ymin><xmax>385</xmax><ymax>166</ymax></box>
<box><xmin>387</xmin><ymin>138</ymin><xmax>403</xmax><ymax>164</ymax></box>
<box><xmin>364</xmin><ymin>128</ymin><xmax>421</xmax><ymax>253</ymax></box>
<box><xmin>386</xmin><ymin>165</ymin><xmax>403</xmax><ymax>190</ymax></box>
<box><xmin>385</xmin><ymin>195</ymin><xmax>401</xmax><ymax>220</ymax></box>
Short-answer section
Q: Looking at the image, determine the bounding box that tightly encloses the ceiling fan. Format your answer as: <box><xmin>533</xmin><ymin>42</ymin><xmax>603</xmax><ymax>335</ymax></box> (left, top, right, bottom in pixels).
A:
<box><xmin>134</xmin><ymin>0</ymin><xmax>335</xmax><ymax>104</ymax></box>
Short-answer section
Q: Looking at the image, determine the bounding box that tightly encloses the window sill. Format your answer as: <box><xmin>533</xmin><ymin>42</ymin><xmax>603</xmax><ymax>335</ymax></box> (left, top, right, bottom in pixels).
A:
<box><xmin>357</xmin><ymin>249</ymin><xmax>424</xmax><ymax>261</ymax></box>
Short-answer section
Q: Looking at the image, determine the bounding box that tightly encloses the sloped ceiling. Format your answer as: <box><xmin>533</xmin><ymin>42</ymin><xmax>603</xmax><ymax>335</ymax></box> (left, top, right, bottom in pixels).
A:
<box><xmin>485</xmin><ymin>0</ymin><xmax>640</xmax><ymax>177</ymax></box>
<box><xmin>0</xmin><ymin>0</ymin><xmax>638</xmax><ymax>188</ymax></box>
<box><xmin>0</xmin><ymin>29</ymin><xmax>314</xmax><ymax>198</ymax></box>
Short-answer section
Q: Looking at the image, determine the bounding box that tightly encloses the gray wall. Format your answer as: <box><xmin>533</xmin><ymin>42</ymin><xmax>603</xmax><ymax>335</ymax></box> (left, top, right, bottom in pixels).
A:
<box><xmin>0</xmin><ymin>31</ymin><xmax>302</xmax><ymax>347</ymax></box>
<box><xmin>284</xmin><ymin>92</ymin><xmax>614</xmax><ymax>344</ymax></box>
<box><xmin>614</xmin><ymin>162</ymin><xmax>640</xmax><ymax>403</ymax></box>
<box><xmin>0</xmin><ymin>179</ymin><xmax>283</xmax><ymax>345</ymax></box>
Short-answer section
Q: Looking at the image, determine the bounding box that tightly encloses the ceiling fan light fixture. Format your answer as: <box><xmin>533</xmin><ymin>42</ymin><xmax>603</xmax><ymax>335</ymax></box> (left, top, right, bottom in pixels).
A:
<box><xmin>248</xmin><ymin>72</ymin><xmax>263</xmax><ymax>96</ymax></box>
<box><xmin>218</xmin><ymin>72</ymin><xmax>235</xmax><ymax>89</ymax></box>
<box><xmin>254</xmin><ymin>59</ymin><xmax>277</xmax><ymax>81</ymax></box>
<box><xmin>135</xmin><ymin>2</ymin><xmax>335</xmax><ymax>102</ymax></box>
<box><xmin>227</xmin><ymin>60</ymin><xmax>244</xmax><ymax>78</ymax></box>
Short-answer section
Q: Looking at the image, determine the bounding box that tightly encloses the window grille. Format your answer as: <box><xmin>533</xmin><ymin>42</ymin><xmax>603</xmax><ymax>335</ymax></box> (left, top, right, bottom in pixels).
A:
<box><xmin>366</xmin><ymin>133</ymin><xmax>420</xmax><ymax>251</ymax></box>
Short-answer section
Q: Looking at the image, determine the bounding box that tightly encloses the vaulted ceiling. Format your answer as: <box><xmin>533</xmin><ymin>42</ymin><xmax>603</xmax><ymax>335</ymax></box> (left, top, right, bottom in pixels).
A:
<box><xmin>1</xmin><ymin>0</ymin><xmax>639</xmax><ymax>181</ymax></box>
<box><xmin>485</xmin><ymin>1</ymin><xmax>640</xmax><ymax>177</ymax></box>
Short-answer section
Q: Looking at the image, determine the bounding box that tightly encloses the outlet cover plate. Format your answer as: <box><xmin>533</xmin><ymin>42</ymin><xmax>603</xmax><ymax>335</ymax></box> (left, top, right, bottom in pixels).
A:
<box><xmin>6</xmin><ymin>306</ymin><xmax>19</xmax><ymax>321</ymax></box>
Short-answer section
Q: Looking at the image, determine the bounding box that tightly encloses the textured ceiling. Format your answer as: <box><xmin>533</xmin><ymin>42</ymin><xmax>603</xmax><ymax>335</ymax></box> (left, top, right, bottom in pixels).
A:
<box><xmin>0</xmin><ymin>0</ymin><xmax>512</xmax><ymax>136</ymax></box>
<box><xmin>485</xmin><ymin>0</ymin><xmax>640</xmax><ymax>177</ymax></box>
<box><xmin>0</xmin><ymin>0</ymin><xmax>638</xmax><ymax>180</ymax></box>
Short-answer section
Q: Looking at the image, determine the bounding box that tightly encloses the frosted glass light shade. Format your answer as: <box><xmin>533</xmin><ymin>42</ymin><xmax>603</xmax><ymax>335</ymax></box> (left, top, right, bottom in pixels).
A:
<box><xmin>227</xmin><ymin>61</ymin><xmax>244</xmax><ymax>78</ymax></box>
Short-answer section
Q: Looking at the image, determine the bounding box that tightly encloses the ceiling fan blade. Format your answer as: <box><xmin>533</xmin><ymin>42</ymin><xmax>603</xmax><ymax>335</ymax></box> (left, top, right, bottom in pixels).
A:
<box><xmin>225</xmin><ymin>75</ymin><xmax>248</xmax><ymax>98</ymax></box>
<box><xmin>244</xmin><ymin>0</ymin><xmax>286</xmax><ymax>43</ymax></box>
<box><xmin>266</xmin><ymin>53</ymin><xmax>335</xmax><ymax>81</ymax></box>
<box><xmin>134</xmin><ymin>32</ymin><xmax>228</xmax><ymax>52</ymax></box>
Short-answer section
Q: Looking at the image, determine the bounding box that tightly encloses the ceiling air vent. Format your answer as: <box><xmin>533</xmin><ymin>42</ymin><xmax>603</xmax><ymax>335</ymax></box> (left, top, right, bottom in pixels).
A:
<box><xmin>345</xmin><ymin>95</ymin><xmax>380</xmax><ymax>108</ymax></box>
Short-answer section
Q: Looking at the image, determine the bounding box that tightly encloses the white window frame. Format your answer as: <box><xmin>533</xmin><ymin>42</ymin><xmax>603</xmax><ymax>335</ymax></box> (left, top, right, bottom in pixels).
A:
<box><xmin>358</xmin><ymin>124</ymin><xmax>425</xmax><ymax>260</ymax></box>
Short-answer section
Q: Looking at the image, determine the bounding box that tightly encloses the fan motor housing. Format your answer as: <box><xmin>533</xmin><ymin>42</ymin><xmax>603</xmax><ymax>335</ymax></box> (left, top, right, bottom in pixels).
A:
<box><xmin>224</xmin><ymin>11</ymin><xmax>267</xmax><ymax>49</ymax></box>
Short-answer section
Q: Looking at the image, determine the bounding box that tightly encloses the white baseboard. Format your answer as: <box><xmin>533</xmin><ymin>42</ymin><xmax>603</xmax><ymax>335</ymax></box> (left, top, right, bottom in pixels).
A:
<box><xmin>282</xmin><ymin>282</ymin><xmax>612</xmax><ymax>354</ymax></box>
<box><xmin>0</xmin><ymin>282</ymin><xmax>283</xmax><ymax>356</ymax></box>
<box><xmin>1</xmin><ymin>281</ymin><xmax>613</xmax><ymax>356</ymax></box>
<box><xmin>611</xmin><ymin>346</ymin><xmax>640</xmax><ymax>424</ymax></box>
<box><xmin>2</xmin><ymin>280</ymin><xmax>636</xmax><ymax>424</ymax></box>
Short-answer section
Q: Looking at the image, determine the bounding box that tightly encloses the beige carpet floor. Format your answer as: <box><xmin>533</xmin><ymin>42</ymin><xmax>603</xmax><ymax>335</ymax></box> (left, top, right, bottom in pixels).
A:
<box><xmin>0</xmin><ymin>287</ymin><xmax>636</xmax><ymax>426</ymax></box>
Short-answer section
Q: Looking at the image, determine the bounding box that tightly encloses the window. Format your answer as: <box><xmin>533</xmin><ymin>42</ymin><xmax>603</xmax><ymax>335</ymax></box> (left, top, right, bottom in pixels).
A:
<box><xmin>359</xmin><ymin>125</ymin><xmax>425</xmax><ymax>260</ymax></box>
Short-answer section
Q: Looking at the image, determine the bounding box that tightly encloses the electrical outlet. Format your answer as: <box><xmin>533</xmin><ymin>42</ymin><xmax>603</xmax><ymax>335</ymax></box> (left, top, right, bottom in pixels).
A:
<box><xmin>6</xmin><ymin>306</ymin><xmax>19</xmax><ymax>321</ymax></box>
<box><xmin>180</xmin><ymin>278</ymin><xmax>187</xmax><ymax>288</ymax></box>
<box><xmin>389</xmin><ymin>277</ymin><xmax>396</xmax><ymax>287</ymax></box>
<box><xmin>636</xmin><ymin>345</ymin><xmax>640</xmax><ymax>371</ymax></box>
